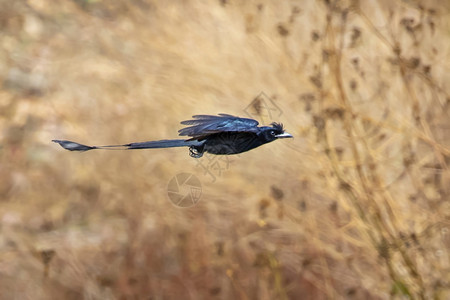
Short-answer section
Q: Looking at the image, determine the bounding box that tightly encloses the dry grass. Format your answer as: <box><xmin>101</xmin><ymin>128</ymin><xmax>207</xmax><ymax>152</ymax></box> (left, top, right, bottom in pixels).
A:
<box><xmin>1</xmin><ymin>0</ymin><xmax>449</xmax><ymax>299</ymax></box>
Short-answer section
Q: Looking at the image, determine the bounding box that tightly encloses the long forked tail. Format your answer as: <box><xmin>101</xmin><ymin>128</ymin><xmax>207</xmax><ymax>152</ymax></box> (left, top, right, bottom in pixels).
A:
<box><xmin>52</xmin><ymin>139</ymin><xmax>202</xmax><ymax>152</ymax></box>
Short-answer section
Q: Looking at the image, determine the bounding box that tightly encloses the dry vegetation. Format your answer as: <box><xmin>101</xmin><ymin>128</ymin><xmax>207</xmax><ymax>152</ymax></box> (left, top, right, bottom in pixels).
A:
<box><xmin>1</xmin><ymin>0</ymin><xmax>449</xmax><ymax>299</ymax></box>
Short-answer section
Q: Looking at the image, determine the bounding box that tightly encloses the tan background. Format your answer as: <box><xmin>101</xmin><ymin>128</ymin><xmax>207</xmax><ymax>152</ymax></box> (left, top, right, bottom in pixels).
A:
<box><xmin>1</xmin><ymin>0</ymin><xmax>449</xmax><ymax>299</ymax></box>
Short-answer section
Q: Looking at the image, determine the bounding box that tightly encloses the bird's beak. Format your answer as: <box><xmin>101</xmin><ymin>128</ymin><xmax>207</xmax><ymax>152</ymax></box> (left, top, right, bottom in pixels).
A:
<box><xmin>275</xmin><ymin>132</ymin><xmax>293</xmax><ymax>139</ymax></box>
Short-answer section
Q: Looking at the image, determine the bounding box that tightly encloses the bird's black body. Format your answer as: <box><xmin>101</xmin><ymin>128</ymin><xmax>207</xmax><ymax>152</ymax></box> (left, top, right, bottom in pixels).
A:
<box><xmin>53</xmin><ymin>114</ymin><xmax>293</xmax><ymax>157</ymax></box>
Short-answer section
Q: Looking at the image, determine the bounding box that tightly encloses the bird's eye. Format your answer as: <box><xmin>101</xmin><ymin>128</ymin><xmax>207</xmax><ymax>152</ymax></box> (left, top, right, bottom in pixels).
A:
<box><xmin>271</xmin><ymin>131</ymin><xmax>276</xmax><ymax>136</ymax></box>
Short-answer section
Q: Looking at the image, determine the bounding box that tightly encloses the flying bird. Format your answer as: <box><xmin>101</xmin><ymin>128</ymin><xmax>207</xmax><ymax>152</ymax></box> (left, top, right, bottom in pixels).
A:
<box><xmin>52</xmin><ymin>114</ymin><xmax>293</xmax><ymax>158</ymax></box>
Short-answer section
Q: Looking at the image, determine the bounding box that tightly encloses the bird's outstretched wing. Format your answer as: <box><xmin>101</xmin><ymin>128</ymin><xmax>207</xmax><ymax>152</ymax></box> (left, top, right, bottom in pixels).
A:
<box><xmin>178</xmin><ymin>114</ymin><xmax>259</xmax><ymax>139</ymax></box>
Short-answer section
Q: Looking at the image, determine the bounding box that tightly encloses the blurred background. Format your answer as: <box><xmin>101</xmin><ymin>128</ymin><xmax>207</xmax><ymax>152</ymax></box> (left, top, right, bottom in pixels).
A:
<box><xmin>1</xmin><ymin>0</ymin><xmax>449</xmax><ymax>299</ymax></box>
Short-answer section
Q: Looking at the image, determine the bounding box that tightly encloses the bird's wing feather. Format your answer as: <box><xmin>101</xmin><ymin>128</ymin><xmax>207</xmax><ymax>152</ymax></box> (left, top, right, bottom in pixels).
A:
<box><xmin>178</xmin><ymin>114</ymin><xmax>259</xmax><ymax>138</ymax></box>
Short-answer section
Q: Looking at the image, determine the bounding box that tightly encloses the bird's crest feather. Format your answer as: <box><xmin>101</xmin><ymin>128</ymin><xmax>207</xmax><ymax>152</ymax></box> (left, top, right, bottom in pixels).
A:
<box><xmin>270</xmin><ymin>122</ymin><xmax>284</xmax><ymax>132</ymax></box>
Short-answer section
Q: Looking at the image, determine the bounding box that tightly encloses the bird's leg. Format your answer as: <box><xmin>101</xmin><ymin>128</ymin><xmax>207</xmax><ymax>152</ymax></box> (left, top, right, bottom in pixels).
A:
<box><xmin>189</xmin><ymin>145</ymin><xmax>204</xmax><ymax>158</ymax></box>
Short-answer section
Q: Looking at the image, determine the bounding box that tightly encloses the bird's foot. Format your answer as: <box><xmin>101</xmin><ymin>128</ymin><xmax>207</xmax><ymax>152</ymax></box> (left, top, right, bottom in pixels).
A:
<box><xmin>189</xmin><ymin>146</ymin><xmax>203</xmax><ymax>158</ymax></box>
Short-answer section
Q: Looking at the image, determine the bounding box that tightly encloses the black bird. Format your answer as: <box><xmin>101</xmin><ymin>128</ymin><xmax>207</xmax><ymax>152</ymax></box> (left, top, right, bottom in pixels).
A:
<box><xmin>52</xmin><ymin>114</ymin><xmax>293</xmax><ymax>158</ymax></box>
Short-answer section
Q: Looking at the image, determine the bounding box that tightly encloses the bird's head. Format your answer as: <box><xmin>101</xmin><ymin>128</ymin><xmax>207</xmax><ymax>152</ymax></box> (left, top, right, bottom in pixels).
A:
<box><xmin>259</xmin><ymin>122</ymin><xmax>293</xmax><ymax>143</ymax></box>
